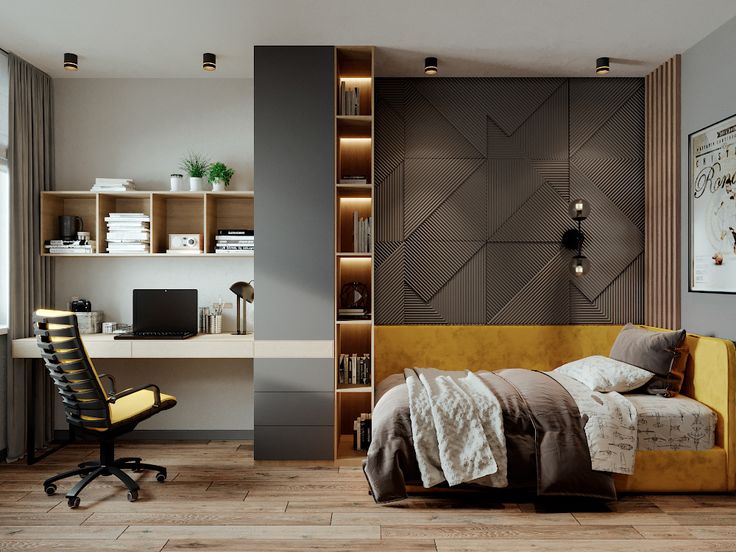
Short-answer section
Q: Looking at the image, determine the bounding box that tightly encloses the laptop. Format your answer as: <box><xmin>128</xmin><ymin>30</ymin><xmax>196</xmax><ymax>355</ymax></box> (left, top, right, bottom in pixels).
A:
<box><xmin>114</xmin><ymin>289</ymin><xmax>198</xmax><ymax>340</ymax></box>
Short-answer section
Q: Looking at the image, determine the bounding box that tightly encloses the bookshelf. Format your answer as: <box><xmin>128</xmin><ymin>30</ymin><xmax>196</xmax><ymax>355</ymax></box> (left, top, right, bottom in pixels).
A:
<box><xmin>40</xmin><ymin>191</ymin><xmax>254</xmax><ymax>257</ymax></box>
<box><xmin>334</xmin><ymin>46</ymin><xmax>374</xmax><ymax>461</ymax></box>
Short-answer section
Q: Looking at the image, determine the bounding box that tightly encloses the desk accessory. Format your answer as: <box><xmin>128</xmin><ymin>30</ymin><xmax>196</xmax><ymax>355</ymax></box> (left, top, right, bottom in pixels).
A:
<box><xmin>230</xmin><ymin>281</ymin><xmax>254</xmax><ymax>335</ymax></box>
<box><xmin>70</xmin><ymin>298</ymin><xmax>92</xmax><ymax>312</ymax></box>
<box><xmin>168</xmin><ymin>234</ymin><xmax>202</xmax><ymax>252</ymax></box>
<box><xmin>59</xmin><ymin>215</ymin><xmax>84</xmax><ymax>241</ymax></box>
<box><xmin>75</xmin><ymin>311</ymin><xmax>103</xmax><ymax>334</ymax></box>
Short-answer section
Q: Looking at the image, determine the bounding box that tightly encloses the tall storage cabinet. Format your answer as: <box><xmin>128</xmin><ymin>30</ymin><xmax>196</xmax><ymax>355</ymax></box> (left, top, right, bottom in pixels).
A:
<box><xmin>254</xmin><ymin>46</ymin><xmax>336</xmax><ymax>459</ymax></box>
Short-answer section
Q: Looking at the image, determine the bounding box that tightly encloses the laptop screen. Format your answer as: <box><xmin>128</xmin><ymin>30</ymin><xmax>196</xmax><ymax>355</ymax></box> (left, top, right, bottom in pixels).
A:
<box><xmin>132</xmin><ymin>289</ymin><xmax>198</xmax><ymax>334</ymax></box>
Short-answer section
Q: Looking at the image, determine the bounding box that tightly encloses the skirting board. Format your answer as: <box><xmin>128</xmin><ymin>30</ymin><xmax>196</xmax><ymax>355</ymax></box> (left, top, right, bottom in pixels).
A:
<box><xmin>54</xmin><ymin>430</ymin><xmax>253</xmax><ymax>441</ymax></box>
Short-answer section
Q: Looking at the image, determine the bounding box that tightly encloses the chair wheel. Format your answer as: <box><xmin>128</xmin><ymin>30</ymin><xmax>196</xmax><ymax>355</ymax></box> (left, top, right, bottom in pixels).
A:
<box><xmin>155</xmin><ymin>472</ymin><xmax>166</xmax><ymax>483</ymax></box>
<box><xmin>44</xmin><ymin>484</ymin><xmax>57</xmax><ymax>496</ymax></box>
<box><xmin>127</xmin><ymin>490</ymin><xmax>138</xmax><ymax>502</ymax></box>
<box><xmin>67</xmin><ymin>496</ymin><xmax>80</xmax><ymax>509</ymax></box>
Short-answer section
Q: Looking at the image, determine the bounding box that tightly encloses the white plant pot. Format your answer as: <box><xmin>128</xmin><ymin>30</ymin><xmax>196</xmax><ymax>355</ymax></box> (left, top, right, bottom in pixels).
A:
<box><xmin>212</xmin><ymin>180</ymin><xmax>226</xmax><ymax>192</ymax></box>
<box><xmin>170</xmin><ymin>175</ymin><xmax>184</xmax><ymax>191</ymax></box>
<box><xmin>189</xmin><ymin>176</ymin><xmax>204</xmax><ymax>191</ymax></box>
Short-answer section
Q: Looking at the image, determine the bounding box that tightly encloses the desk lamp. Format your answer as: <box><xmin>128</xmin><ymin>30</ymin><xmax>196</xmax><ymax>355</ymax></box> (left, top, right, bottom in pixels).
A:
<box><xmin>230</xmin><ymin>281</ymin><xmax>254</xmax><ymax>335</ymax></box>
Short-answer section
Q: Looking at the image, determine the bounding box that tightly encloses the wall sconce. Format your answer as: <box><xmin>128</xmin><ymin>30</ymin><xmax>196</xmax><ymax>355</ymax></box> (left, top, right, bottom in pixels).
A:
<box><xmin>561</xmin><ymin>198</ymin><xmax>591</xmax><ymax>277</ymax></box>
<box><xmin>424</xmin><ymin>57</ymin><xmax>438</xmax><ymax>75</ymax></box>
<box><xmin>230</xmin><ymin>280</ymin><xmax>254</xmax><ymax>334</ymax></box>
<box><xmin>595</xmin><ymin>57</ymin><xmax>610</xmax><ymax>75</ymax></box>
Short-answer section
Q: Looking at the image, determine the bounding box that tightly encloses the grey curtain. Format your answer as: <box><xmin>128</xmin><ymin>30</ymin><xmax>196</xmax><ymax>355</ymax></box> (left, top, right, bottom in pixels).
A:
<box><xmin>5</xmin><ymin>53</ymin><xmax>54</xmax><ymax>461</ymax></box>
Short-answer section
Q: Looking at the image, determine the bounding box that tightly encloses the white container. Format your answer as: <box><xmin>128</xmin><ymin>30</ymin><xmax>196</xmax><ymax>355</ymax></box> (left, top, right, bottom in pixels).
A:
<box><xmin>189</xmin><ymin>176</ymin><xmax>204</xmax><ymax>191</ymax></box>
<box><xmin>212</xmin><ymin>179</ymin><xmax>226</xmax><ymax>192</ymax></box>
<box><xmin>170</xmin><ymin>173</ymin><xmax>184</xmax><ymax>191</ymax></box>
<box><xmin>75</xmin><ymin>311</ymin><xmax>103</xmax><ymax>334</ymax></box>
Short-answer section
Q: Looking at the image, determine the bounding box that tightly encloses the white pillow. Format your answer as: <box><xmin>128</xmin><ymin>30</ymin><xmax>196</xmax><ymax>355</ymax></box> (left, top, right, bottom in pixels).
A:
<box><xmin>553</xmin><ymin>355</ymin><xmax>654</xmax><ymax>393</ymax></box>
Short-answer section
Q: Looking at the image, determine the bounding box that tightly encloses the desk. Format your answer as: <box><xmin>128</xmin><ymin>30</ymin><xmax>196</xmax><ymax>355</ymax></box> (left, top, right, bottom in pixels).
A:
<box><xmin>12</xmin><ymin>334</ymin><xmax>333</xmax><ymax>463</ymax></box>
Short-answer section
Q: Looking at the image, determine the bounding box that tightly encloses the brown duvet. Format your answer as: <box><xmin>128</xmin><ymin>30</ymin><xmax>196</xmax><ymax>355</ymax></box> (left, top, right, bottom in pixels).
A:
<box><xmin>363</xmin><ymin>369</ymin><xmax>616</xmax><ymax>503</ymax></box>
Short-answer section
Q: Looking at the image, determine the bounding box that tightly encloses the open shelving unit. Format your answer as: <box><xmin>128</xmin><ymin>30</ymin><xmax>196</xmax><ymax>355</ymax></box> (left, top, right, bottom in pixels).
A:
<box><xmin>40</xmin><ymin>191</ymin><xmax>254</xmax><ymax>257</ymax></box>
<box><xmin>334</xmin><ymin>46</ymin><xmax>375</xmax><ymax>461</ymax></box>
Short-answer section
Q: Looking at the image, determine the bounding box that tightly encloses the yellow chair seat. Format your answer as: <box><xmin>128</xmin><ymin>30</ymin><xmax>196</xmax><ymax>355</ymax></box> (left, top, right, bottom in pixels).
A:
<box><xmin>109</xmin><ymin>389</ymin><xmax>177</xmax><ymax>426</ymax></box>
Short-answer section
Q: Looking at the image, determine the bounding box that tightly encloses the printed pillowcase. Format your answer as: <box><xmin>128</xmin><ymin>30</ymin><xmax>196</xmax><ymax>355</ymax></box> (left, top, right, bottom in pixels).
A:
<box><xmin>554</xmin><ymin>355</ymin><xmax>654</xmax><ymax>393</ymax></box>
<box><xmin>609</xmin><ymin>324</ymin><xmax>688</xmax><ymax>397</ymax></box>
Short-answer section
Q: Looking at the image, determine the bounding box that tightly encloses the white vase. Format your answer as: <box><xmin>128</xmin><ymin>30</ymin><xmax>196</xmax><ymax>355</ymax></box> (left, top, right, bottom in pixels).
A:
<box><xmin>189</xmin><ymin>176</ymin><xmax>204</xmax><ymax>191</ymax></box>
<box><xmin>212</xmin><ymin>179</ymin><xmax>226</xmax><ymax>192</ymax></box>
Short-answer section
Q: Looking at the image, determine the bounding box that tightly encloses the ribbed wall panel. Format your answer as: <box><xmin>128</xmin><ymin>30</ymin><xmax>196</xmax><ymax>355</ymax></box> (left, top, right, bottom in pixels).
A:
<box><xmin>644</xmin><ymin>56</ymin><xmax>681</xmax><ymax>329</ymax></box>
<box><xmin>375</xmin><ymin>78</ymin><xmax>645</xmax><ymax>326</ymax></box>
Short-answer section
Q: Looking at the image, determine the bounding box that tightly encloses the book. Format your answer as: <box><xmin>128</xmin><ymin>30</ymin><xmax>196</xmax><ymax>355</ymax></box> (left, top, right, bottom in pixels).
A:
<box><xmin>339</xmin><ymin>177</ymin><xmax>368</xmax><ymax>184</ymax></box>
<box><xmin>217</xmin><ymin>229</ymin><xmax>254</xmax><ymax>236</ymax></box>
<box><xmin>214</xmin><ymin>249</ymin><xmax>254</xmax><ymax>255</ymax></box>
<box><xmin>106</xmin><ymin>232</ymin><xmax>150</xmax><ymax>240</ymax></box>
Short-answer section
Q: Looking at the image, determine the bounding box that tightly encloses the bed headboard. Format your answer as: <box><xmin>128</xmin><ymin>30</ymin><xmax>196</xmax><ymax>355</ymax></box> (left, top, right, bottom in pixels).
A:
<box><xmin>374</xmin><ymin>324</ymin><xmax>736</xmax><ymax>488</ymax></box>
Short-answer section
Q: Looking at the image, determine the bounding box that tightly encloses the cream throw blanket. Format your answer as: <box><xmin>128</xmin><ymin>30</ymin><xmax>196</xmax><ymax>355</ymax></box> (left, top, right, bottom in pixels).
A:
<box><xmin>404</xmin><ymin>368</ymin><xmax>507</xmax><ymax>488</ymax></box>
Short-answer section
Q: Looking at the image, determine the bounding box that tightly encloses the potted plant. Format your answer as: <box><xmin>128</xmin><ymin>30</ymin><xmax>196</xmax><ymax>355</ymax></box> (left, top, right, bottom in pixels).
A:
<box><xmin>208</xmin><ymin>161</ymin><xmax>235</xmax><ymax>192</ymax></box>
<box><xmin>180</xmin><ymin>152</ymin><xmax>210</xmax><ymax>191</ymax></box>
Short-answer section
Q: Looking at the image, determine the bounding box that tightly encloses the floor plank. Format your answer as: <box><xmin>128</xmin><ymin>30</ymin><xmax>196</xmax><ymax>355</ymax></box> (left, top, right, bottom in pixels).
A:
<box><xmin>2</xmin><ymin>440</ymin><xmax>736</xmax><ymax>550</ymax></box>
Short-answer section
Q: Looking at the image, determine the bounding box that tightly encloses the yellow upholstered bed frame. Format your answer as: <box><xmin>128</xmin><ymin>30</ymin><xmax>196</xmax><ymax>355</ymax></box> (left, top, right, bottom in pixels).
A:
<box><xmin>375</xmin><ymin>325</ymin><xmax>736</xmax><ymax>493</ymax></box>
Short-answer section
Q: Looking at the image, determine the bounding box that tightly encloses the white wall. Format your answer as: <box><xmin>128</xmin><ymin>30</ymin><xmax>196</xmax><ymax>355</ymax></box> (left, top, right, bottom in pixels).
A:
<box><xmin>680</xmin><ymin>17</ymin><xmax>736</xmax><ymax>341</ymax></box>
<box><xmin>53</xmin><ymin>78</ymin><xmax>255</xmax><ymax>433</ymax></box>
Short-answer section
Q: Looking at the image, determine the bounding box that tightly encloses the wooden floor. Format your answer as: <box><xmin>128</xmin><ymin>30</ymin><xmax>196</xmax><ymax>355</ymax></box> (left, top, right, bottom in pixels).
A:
<box><xmin>1</xmin><ymin>440</ymin><xmax>736</xmax><ymax>551</ymax></box>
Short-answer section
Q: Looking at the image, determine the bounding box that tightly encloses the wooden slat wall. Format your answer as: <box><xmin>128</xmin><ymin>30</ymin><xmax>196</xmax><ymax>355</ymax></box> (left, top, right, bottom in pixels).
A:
<box><xmin>645</xmin><ymin>55</ymin><xmax>681</xmax><ymax>329</ymax></box>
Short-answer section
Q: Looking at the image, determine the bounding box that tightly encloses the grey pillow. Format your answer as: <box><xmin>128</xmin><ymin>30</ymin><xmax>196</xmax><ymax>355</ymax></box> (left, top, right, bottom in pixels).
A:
<box><xmin>609</xmin><ymin>324</ymin><xmax>688</xmax><ymax>397</ymax></box>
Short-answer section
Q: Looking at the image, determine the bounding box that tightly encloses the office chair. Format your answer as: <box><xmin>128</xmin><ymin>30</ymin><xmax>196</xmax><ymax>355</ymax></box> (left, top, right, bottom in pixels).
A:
<box><xmin>33</xmin><ymin>309</ymin><xmax>177</xmax><ymax>508</ymax></box>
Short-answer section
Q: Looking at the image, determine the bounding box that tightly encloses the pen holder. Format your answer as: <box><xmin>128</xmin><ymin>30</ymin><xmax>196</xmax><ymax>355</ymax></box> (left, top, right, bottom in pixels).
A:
<box><xmin>207</xmin><ymin>314</ymin><xmax>222</xmax><ymax>334</ymax></box>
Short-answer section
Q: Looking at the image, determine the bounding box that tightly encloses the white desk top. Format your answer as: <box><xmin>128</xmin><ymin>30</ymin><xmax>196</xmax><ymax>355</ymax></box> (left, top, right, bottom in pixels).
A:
<box><xmin>11</xmin><ymin>333</ymin><xmax>334</xmax><ymax>359</ymax></box>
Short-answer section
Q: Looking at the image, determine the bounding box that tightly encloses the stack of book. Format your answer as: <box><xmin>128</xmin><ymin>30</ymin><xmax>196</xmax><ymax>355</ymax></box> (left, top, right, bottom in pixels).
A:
<box><xmin>353</xmin><ymin>211</ymin><xmax>372</xmax><ymax>253</ymax></box>
<box><xmin>105</xmin><ymin>212</ymin><xmax>150</xmax><ymax>254</ymax></box>
<box><xmin>44</xmin><ymin>240</ymin><xmax>96</xmax><ymax>255</ymax></box>
<box><xmin>353</xmin><ymin>413</ymin><xmax>372</xmax><ymax>451</ymax></box>
<box><xmin>338</xmin><ymin>353</ymin><xmax>371</xmax><ymax>385</ymax></box>
<box><xmin>337</xmin><ymin>307</ymin><xmax>369</xmax><ymax>319</ymax></box>
<box><xmin>339</xmin><ymin>82</ymin><xmax>360</xmax><ymax>115</ymax></box>
<box><xmin>91</xmin><ymin>178</ymin><xmax>135</xmax><ymax>192</ymax></box>
<box><xmin>215</xmin><ymin>229</ymin><xmax>254</xmax><ymax>254</ymax></box>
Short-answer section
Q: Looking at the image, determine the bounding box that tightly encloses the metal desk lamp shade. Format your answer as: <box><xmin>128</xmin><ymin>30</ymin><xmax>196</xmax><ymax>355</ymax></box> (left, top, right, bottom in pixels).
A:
<box><xmin>230</xmin><ymin>281</ymin><xmax>254</xmax><ymax>335</ymax></box>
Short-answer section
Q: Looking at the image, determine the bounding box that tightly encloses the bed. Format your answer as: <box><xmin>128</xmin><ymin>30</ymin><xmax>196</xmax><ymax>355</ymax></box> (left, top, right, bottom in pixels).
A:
<box><xmin>369</xmin><ymin>325</ymin><xmax>736</xmax><ymax>496</ymax></box>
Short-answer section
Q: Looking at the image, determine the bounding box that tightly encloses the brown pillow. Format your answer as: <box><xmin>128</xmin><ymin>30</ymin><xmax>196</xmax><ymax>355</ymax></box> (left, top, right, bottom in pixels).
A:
<box><xmin>609</xmin><ymin>324</ymin><xmax>688</xmax><ymax>397</ymax></box>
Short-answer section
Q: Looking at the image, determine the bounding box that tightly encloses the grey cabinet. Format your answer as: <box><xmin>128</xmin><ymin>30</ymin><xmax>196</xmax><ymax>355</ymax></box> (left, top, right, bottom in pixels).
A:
<box><xmin>253</xmin><ymin>46</ymin><xmax>335</xmax><ymax>460</ymax></box>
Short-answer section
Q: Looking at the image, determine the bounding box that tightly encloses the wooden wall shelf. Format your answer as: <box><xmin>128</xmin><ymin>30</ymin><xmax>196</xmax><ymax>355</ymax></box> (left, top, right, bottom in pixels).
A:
<box><xmin>334</xmin><ymin>46</ymin><xmax>375</xmax><ymax>460</ymax></box>
<box><xmin>41</xmin><ymin>191</ymin><xmax>254</xmax><ymax>257</ymax></box>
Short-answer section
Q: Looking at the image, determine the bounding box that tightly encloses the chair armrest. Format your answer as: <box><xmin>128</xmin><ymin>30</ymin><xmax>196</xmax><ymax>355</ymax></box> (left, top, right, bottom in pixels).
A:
<box><xmin>97</xmin><ymin>373</ymin><xmax>117</xmax><ymax>395</ymax></box>
<box><xmin>109</xmin><ymin>383</ymin><xmax>162</xmax><ymax>407</ymax></box>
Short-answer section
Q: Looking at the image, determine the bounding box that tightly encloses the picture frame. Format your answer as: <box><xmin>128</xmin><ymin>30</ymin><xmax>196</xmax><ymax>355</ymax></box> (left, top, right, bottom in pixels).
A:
<box><xmin>688</xmin><ymin>113</ymin><xmax>736</xmax><ymax>294</ymax></box>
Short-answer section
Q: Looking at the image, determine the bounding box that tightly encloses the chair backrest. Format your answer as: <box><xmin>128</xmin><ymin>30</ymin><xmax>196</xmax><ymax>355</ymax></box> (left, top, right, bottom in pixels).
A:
<box><xmin>33</xmin><ymin>309</ymin><xmax>110</xmax><ymax>430</ymax></box>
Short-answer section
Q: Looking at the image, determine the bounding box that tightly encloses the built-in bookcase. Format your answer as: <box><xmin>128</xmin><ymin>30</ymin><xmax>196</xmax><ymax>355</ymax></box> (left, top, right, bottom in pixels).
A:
<box><xmin>40</xmin><ymin>191</ymin><xmax>254</xmax><ymax>257</ymax></box>
<box><xmin>334</xmin><ymin>46</ymin><xmax>374</xmax><ymax>461</ymax></box>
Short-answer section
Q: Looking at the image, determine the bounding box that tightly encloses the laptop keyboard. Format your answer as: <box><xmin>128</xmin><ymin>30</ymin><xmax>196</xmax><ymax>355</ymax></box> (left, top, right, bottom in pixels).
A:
<box><xmin>134</xmin><ymin>331</ymin><xmax>191</xmax><ymax>337</ymax></box>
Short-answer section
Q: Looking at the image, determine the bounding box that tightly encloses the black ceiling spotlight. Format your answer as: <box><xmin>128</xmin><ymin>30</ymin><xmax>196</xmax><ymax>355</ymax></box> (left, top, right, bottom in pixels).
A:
<box><xmin>63</xmin><ymin>53</ymin><xmax>79</xmax><ymax>72</ymax></box>
<box><xmin>203</xmin><ymin>52</ymin><xmax>217</xmax><ymax>72</ymax></box>
<box><xmin>596</xmin><ymin>57</ymin><xmax>610</xmax><ymax>75</ymax></box>
<box><xmin>424</xmin><ymin>56</ymin><xmax>438</xmax><ymax>75</ymax></box>
<box><xmin>562</xmin><ymin>199</ymin><xmax>592</xmax><ymax>277</ymax></box>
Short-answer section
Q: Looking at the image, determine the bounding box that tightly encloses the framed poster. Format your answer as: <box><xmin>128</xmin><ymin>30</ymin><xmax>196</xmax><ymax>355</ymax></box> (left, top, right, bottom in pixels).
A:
<box><xmin>689</xmin><ymin>113</ymin><xmax>736</xmax><ymax>293</ymax></box>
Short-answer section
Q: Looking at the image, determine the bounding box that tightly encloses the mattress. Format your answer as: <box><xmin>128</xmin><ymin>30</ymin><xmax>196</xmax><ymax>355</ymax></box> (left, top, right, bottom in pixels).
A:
<box><xmin>627</xmin><ymin>393</ymin><xmax>717</xmax><ymax>451</ymax></box>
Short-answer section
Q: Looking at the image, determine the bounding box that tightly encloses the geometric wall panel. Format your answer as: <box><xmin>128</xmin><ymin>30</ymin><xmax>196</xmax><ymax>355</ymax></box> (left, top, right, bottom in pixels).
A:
<box><xmin>376</xmin><ymin>77</ymin><xmax>645</xmax><ymax>325</ymax></box>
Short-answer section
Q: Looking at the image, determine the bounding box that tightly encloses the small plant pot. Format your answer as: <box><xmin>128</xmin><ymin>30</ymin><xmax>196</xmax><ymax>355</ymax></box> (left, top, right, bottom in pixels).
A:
<box><xmin>189</xmin><ymin>177</ymin><xmax>204</xmax><ymax>191</ymax></box>
<box><xmin>212</xmin><ymin>180</ymin><xmax>226</xmax><ymax>192</ymax></box>
<box><xmin>170</xmin><ymin>174</ymin><xmax>184</xmax><ymax>192</ymax></box>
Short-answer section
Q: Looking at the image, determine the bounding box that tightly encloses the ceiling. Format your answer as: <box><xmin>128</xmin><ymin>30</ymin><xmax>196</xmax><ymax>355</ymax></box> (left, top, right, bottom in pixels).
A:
<box><xmin>1</xmin><ymin>0</ymin><xmax>735</xmax><ymax>78</ymax></box>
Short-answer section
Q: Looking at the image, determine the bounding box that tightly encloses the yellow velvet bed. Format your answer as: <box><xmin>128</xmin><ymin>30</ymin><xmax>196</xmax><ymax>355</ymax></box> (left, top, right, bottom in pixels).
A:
<box><xmin>374</xmin><ymin>325</ymin><xmax>736</xmax><ymax>493</ymax></box>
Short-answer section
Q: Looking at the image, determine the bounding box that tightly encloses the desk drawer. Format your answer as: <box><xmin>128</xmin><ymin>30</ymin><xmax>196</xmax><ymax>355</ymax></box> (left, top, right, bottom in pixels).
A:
<box><xmin>255</xmin><ymin>359</ymin><xmax>333</xmax><ymax>392</ymax></box>
<box><xmin>255</xmin><ymin>392</ymin><xmax>333</xmax><ymax>426</ymax></box>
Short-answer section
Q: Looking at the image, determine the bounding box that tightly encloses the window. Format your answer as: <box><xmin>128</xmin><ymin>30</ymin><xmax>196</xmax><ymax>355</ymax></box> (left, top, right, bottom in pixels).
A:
<box><xmin>0</xmin><ymin>51</ymin><xmax>8</xmax><ymax>328</ymax></box>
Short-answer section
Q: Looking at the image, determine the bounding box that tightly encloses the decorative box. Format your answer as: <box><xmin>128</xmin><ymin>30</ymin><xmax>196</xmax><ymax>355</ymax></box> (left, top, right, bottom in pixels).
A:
<box><xmin>75</xmin><ymin>311</ymin><xmax>103</xmax><ymax>334</ymax></box>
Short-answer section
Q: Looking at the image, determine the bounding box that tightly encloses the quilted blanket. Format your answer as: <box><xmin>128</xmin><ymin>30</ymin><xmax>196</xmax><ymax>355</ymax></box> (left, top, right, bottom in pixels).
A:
<box><xmin>404</xmin><ymin>368</ymin><xmax>507</xmax><ymax>488</ymax></box>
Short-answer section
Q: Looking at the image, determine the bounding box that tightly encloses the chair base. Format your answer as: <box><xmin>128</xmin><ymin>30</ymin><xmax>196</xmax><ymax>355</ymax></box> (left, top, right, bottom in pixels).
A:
<box><xmin>42</xmin><ymin>439</ymin><xmax>167</xmax><ymax>508</ymax></box>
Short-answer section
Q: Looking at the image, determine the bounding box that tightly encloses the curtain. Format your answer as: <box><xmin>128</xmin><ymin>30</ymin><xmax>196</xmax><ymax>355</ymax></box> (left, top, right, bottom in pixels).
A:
<box><xmin>5</xmin><ymin>53</ymin><xmax>54</xmax><ymax>461</ymax></box>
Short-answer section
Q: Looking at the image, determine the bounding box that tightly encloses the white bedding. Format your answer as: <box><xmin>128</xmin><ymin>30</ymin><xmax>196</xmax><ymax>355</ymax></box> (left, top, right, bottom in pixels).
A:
<box><xmin>627</xmin><ymin>393</ymin><xmax>717</xmax><ymax>451</ymax></box>
<box><xmin>549</xmin><ymin>372</ymin><xmax>638</xmax><ymax>475</ymax></box>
